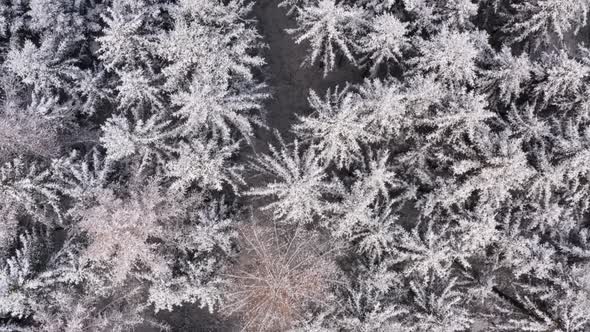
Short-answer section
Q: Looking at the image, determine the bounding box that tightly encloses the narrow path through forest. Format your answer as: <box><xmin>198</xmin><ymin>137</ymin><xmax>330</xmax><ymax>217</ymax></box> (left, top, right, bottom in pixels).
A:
<box><xmin>251</xmin><ymin>0</ymin><xmax>364</xmax><ymax>148</ymax></box>
<box><xmin>243</xmin><ymin>0</ymin><xmax>364</xmax><ymax>216</ymax></box>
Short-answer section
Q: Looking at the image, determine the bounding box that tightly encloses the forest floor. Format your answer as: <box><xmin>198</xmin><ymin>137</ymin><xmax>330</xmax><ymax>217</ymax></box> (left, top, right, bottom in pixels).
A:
<box><xmin>141</xmin><ymin>2</ymin><xmax>363</xmax><ymax>331</ymax></box>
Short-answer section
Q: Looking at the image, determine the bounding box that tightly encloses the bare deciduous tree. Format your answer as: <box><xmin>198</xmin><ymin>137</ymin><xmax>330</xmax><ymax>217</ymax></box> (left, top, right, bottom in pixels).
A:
<box><xmin>222</xmin><ymin>224</ymin><xmax>338</xmax><ymax>331</ymax></box>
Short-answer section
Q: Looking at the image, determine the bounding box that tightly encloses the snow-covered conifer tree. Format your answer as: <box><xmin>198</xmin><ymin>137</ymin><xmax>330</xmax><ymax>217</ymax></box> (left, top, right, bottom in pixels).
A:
<box><xmin>248</xmin><ymin>138</ymin><xmax>338</xmax><ymax>224</ymax></box>
<box><xmin>287</xmin><ymin>0</ymin><xmax>369</xmax><ymax>76</ymax></box>
<box><xmin>504</xmin><ymin>0</ymin><xmax>590</xmax><ymax>47</ymax></box>
<box><xmin>360</xmin><ymin>14</ymin><xmax>409</xmax><ymax>76</ymax></box>
<box><xmin>294</xmin><ymin>88</ymin><xmax>379</xmax><ymax>168</ymax></box>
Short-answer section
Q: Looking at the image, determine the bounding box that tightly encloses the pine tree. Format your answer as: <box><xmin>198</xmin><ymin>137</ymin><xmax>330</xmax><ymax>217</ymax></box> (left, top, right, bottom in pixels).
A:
<box><xmin>100</xmin><ymin>112</ymin><xmax>174</xmax><ymax>175</ymax></box>
<box><xmin>412</xmin><ymin>27</ymin><xmax>488</xmax><ymax>86</ymax></box>
<box><xmin>0</xmin><ymin>158</ymin><xmax>61</xmax><ymax>228</ymax></box>
<box><xmin>360</xmin><ymin>14</ymin><xmax>409</xmax><ymax>76</ymax></box>
<box><xmin>480</xmin><ymin>46</ymin><xmax>537</xmax><ymax>105</ymax></box>
<box><xmin>166</xmin><ymin>138</ymin><xmax>244</xmax><ymax>193</ymax></box>
<box><xmin>504</xmin><ymin>0</ymin><xmax>590</xmax><ymax>47</ymax></box>
<box><xmin>287</xmin><ymin>0</ymin><xmax>369</xmax><ymax>76</ymax></box>
<box><xmin>170</xmin><ymin>78</ymin><xmax>267</xmax><ymax>141</ymax></box>
<box><xmin>247</xmin><ymin>138</ymin><xmax>338</xmax><ymax>224</ymax></box>
<box><xmin>294</xmin><ymin>88</ymin><xmax>379</xmax><ymax>168</ymax></box>
<box><xmin>159</xmin><ymin>0</ymin><xmax>264</xmax><ymax>88</ymax></box>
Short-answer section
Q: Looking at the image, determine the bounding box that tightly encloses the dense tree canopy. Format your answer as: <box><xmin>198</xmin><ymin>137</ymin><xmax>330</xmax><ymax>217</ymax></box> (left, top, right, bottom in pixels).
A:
<box><xmin>2</xmin><ymin>0</ymin><xmax>590</xmax><ymax>331</ymax></box>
